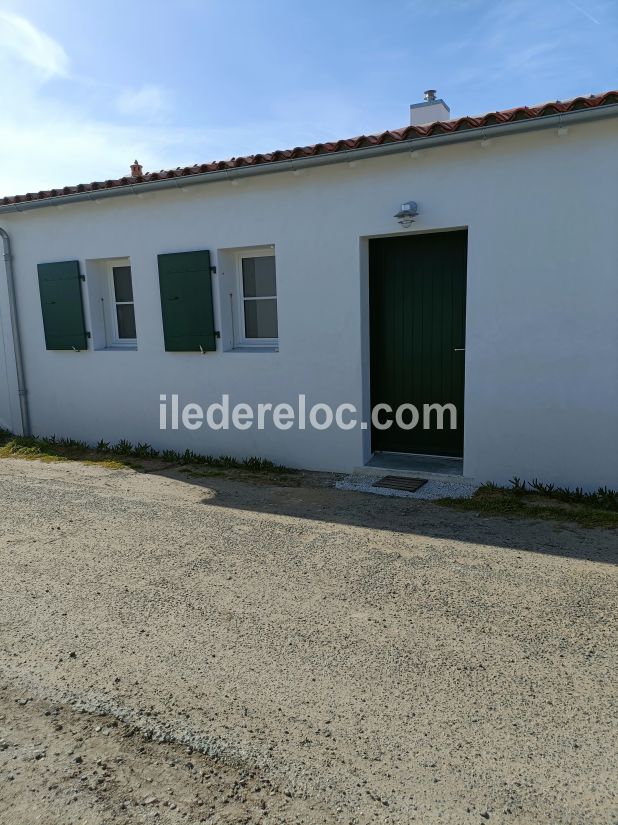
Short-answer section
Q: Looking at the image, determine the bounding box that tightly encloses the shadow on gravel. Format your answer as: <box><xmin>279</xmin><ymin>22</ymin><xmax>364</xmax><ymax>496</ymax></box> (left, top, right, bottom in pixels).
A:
<box><xmin>160</xmin><ymin>469</ymin><xmax>618</xmax><ymax>566</ymax></box>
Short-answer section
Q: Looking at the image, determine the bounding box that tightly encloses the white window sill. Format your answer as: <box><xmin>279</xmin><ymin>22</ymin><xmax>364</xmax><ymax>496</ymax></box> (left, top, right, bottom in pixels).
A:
<box><xmin>96</xmin><ymin>345</ymin><xmax>138</xmax><ymax>352</ymax></box>
<box><xmin>230</xmin><ymin>345</ymin><xmax>279</xmax><ymax>353</ymax></box>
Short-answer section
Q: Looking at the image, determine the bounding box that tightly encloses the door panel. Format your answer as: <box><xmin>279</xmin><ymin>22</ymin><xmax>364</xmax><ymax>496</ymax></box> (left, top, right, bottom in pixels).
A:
<box><xmin>369</xmin><ymin>231</ymin><xmax>467</xmax><ymax>456</ymax></box>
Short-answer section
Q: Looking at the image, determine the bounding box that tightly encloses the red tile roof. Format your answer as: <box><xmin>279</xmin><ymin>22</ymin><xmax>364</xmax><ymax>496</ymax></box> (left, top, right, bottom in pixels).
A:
<box><xmin>2</xmin><ymin>90</ymin><xmax>617</xmax><ymax>208</ymax></box>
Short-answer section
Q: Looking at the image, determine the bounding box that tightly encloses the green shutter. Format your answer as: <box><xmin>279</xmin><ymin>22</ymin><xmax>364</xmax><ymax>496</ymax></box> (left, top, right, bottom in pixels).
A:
<box><xmin>37</xmin><ymin>261</ymin><xmax>88</xmax><ymax>351</ymax></box>
<box><xmin>157</xmin><ymin>250</ymin><xmax>216</xmax><ymax>352</ymax></box>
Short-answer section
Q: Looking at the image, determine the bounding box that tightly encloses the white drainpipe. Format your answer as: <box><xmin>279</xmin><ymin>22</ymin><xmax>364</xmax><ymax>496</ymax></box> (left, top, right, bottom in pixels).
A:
<box><xmin>0</xmin><ymin>227</ymin><xmax>30</xmax><ymax>435</ymax></box>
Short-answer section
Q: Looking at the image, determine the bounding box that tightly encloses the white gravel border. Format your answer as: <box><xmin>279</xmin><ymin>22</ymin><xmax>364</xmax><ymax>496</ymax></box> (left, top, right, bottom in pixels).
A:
<box><xmin>336</xmin><ymin>473</ymin><xmax>479</xmax><ymax>500</ymax></box>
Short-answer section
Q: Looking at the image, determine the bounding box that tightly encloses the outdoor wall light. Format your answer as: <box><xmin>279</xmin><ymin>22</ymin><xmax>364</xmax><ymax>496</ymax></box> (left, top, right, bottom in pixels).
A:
<box><xmin>394</xmin><ymin>201</ymin><xmax>419</xmax><ymax>228</ymax></box>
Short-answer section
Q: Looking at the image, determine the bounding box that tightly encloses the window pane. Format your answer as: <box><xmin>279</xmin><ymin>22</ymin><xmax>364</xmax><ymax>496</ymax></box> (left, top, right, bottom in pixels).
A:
<box><xmin>116</xmin><ymin>304</ymin><xmax>136</xmax><ymax>339</ymax></box>
<box><xmin>113</xmin><ymin>266</ymin><xmax>134</xmax><ymax>302</ymax></box>
<box><xmin>244</xmin><ymin>299</ymin><xmax>278</xmax><ymax>339</ymax></box>
<box><xmin>242</xmin><ymin>256</ymin><xmax>276</xmax><ymax>298</ymax></box>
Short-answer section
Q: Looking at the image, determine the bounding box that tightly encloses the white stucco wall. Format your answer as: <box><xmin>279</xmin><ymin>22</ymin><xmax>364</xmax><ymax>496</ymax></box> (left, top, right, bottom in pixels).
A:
<box><xmin>0</xmin><ymin>118</ymin><xmax>617</xmax><ymax>488</ymax></box>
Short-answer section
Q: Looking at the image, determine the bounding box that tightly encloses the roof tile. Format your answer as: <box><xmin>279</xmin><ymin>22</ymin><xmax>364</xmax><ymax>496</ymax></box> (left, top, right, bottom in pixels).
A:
<box><xmin>2</xmin><ymin>90</ymin><xmax>617</xmax><ymax>207</ymax></box>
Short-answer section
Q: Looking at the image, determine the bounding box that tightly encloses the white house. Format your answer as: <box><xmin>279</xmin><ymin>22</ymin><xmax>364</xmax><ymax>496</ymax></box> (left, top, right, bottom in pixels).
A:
<box><xmin>1</xmin><ymin>89</ymin><xmax>617</xmax><ymax>489</ymax></box>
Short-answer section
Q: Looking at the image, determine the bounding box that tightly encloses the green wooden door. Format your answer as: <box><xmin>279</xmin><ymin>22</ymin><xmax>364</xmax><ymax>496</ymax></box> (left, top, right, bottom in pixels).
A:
<box><xmin>369</xmin><ymin>231</ymin><xmax>467</xmax><ymax>457</ymax></box>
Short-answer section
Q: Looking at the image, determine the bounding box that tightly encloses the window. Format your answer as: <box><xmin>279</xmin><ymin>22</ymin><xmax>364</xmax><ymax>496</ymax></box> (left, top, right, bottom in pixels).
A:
<box><xmin>84</xmin><ymin>257</ymin><xmax>138</xmax><ymax>351</ymax></box>
<box><xmin>238</xmin><ymin>252</ymin><xmax>278</xmax><ymax>345</ymax></box>
<box><xmin>109</xmin><ymin>264</ymin><xmax>136</xmax><ymax>345</ymax></box>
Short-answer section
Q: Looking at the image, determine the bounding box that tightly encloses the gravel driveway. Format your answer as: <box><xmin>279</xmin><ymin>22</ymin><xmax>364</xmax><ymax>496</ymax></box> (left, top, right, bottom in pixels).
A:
<box><xmin>0</xmin><ymin>458</ymin><xmax>616</xmax><ymax>824</ymax></box>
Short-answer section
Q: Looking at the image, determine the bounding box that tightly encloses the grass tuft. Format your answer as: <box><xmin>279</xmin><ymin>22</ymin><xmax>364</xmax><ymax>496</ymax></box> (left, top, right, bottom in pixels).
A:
<box><xmin>437</xmin><ymin>478</ymin><xmax>618</xmax><ymax>529</ymax></box>
<box><xmin>0</xmin><ymin>428</ymin><xmax>291</xmax><ymax>476</ymax></box>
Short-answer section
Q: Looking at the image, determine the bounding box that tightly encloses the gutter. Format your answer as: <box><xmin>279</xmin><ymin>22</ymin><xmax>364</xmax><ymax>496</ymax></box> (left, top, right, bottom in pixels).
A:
<box><xmin>1</xmin><ymin>102</ymin><xmax>618</xmax><ymax>215</ymax></box>
<box><xmin>0</xmin><ymin>227</ymin><xmax>30</xmax><ymax>435</ymax></box>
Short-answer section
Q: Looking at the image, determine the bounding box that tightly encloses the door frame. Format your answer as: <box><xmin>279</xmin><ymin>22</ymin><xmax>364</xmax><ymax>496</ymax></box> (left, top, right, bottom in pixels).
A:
<box><xmin>360</xmin><ymin>226</ymin><xmax>469</xmax><ymax>466</ymax></box>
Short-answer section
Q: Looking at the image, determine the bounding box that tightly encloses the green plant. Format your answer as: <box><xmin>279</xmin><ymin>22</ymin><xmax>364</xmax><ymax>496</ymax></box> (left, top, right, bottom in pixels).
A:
<box><xmin>110</xmin><ymin>439</ymin><xmax>133</xmax><ymax>455</ymax></box>
<box><xmin>438</xmin><ymin>477</ymin><xmax>618</xmax><ymax>529</ymax></box>
<box><xmin>242</xmin><ymin>456</ymin><xmax>287</xmax><ymax>473</ymax></box>
<box><xmin>509</xmin><ymin>476</ymin><xmax>527</xmax><ymax>493</ymax></box>
<box><xmin>161</xmin><ymin>449</ymin><xmax>181</xmax><ymax>462</ymax></box>
<box><xmin>132</xmin><ymin>442</ymin><xmax>160</xmax><ymax>459</ymax></box>
<box><xmin>0</xmin><ymin>429</ymin><xmax>293</xmax><ymax>476</ymax></box>
<box><xmin>530</xmin><ymin>478</ymin><xmax>555</xmax><ymax>494</ymax></box>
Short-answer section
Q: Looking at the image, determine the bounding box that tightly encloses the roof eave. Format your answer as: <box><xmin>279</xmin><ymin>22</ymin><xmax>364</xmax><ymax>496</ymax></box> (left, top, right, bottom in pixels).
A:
<box><xmin>2</xmin><ymin>101</ymin><xmax>618</xmax><ymax>215</ymax></box>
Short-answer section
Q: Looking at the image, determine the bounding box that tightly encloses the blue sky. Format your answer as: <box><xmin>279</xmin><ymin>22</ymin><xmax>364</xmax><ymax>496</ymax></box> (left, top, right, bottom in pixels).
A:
<box><xmin>0</xmin><ymin>0</ymin><xmax>616</xmax><ymax>196</ymax></box>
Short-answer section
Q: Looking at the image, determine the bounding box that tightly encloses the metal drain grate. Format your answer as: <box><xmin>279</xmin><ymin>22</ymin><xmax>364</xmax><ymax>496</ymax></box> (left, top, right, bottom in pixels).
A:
<box><xmin>372</xmin><ymin>476</ymin><xmax>428</xmax><ymax>492</ymax></box>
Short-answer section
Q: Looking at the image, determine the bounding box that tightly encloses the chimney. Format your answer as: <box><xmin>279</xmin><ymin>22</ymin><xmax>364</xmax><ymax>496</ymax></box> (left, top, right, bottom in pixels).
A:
<box><xmin>130</xmin><ymin>159</ymin><xmax>143</xmax><ymax>177</ymax></box>
<box><xmin>410</xmin><ymin>89</ymin><xmax>450</xmax><ymax>126</ymax></box>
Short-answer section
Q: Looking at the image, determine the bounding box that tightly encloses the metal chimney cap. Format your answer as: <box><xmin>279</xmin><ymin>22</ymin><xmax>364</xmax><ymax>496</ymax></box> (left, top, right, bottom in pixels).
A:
<box><xmin>424</xmin><ymin>89</ymin><xmax>437</xmax><ymax>102</ymax></box>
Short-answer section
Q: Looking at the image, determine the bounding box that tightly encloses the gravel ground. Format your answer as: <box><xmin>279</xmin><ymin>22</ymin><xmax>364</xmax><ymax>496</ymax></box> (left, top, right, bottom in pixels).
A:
<box><xmin>0</xmin><ymin>457</ymin><xmax>617</xmax><ymax>824</ymax></box>
<box><xmin>0</xmin><ymin>683</ymin><xmax>321</xmax><ymax>824</ymax></box>
<box><xmin>335</xmin><ymin>474</ymin><xmax>479</xmax><ymax>500</ymax></box>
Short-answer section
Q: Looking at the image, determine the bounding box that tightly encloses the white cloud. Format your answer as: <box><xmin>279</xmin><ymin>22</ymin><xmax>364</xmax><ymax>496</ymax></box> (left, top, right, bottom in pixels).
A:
<box><xmin>0</xmin><ymin>116</ymin><xmax>168</xmax><ymax>195</ymax></box>
<box><xmin>566</xmin><ymin>0</ymin><xmax>600</xmax><ymax>24</ymax></box>
<box><xmin>0</xmin><ymin>13</ymin><xmax>181</xmax><ymax>195</ymax></box>
<box><xmin>0</xmin><ymin>11</ymin><xmax>364</xmax><ymax>198</ymax></box>
<box><xmin>115</xmin><ymin>84</ymin><xmax>169</xmax><ymax>120</ymax></box>
<box><xmin>431</xmin><ymin>0</ymin><xmax>618</xmax><ymax>115</ymax></box>
<box><xmin>0</xmin><ymin>10</ymin><xmax>69</xmax><ymax>77</ymax></box>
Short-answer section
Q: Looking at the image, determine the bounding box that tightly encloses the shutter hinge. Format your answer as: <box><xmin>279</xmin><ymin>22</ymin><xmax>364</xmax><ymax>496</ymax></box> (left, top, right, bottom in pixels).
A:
<box><xmin>215</xmin><ymin>330</ymin><xmax>221</xmax><ymax>338</ymax></box>
<box><xmin>86</xmin><ymin>331</ymin><xmax>91</xmax><ymax>339</ymax></box>
<box><xmin>79</xmin><ymin>274</ymin><xmax>85</xmax><ymax>281</ymax></box>
<box><xmin>210</xmin><ymin>265</ymin><xmax>217</xmax><ymax>274</ymax></box>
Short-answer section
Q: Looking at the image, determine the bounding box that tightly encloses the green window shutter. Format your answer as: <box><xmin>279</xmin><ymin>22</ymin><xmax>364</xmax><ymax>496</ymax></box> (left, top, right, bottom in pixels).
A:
<box><xmin>157</xmin><ymin>250</ymin><xmax>216</xmax><ymax>352</ymax></box>
<box><xmin>37</xmin><ymin>261</ymin><xmax>88</xmax><ymax>351</ymax></box>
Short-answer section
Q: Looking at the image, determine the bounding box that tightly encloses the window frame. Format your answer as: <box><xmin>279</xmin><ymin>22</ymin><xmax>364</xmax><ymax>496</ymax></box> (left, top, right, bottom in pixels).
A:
<box><xmin>234</xmin><ymin>248</ymin><xmax>278</xmax><ymax>348</ymax></box>
<box><xmin>105</xmin><ymin>261</ymin><xmax>137</xmax><ymax>348</ymax></box>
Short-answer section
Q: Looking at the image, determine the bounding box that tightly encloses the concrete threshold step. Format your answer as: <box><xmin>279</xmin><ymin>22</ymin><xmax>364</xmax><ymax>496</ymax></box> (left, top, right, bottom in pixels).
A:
<box><xmin>352</xmin><ymin>464</ymin><xmax>475</xmax><ymax>483</ymax></box>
